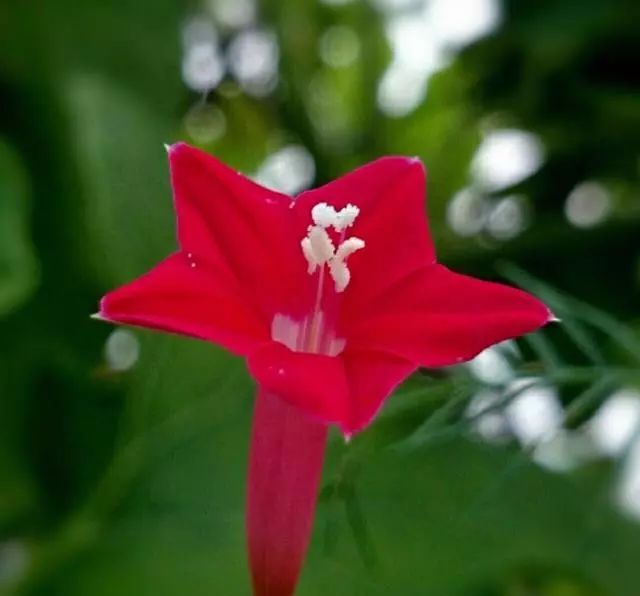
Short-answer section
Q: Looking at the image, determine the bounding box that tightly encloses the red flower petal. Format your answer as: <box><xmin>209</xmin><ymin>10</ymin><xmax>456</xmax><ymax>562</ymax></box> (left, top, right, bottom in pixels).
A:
<box><xmin>293</xmin><ymin>157</ymin><xmax>435</xmax><ymax>305</ymax></box>
<box><xmin>341</xmin><ymin>349</ymin><xmax>416</xmax><ymax>435</ymax></box>
<box><xmin>347</xmin><ymin>264</ymin><xmax>553</xmax><ymax>367</ymax></box>
<box><xmin>247</xmin><ymin>342</ymin><xmax>350</xmax><ymax>425</ymax></box>
<box><xmin>169</xmin><ymin>143</ymin><xmax>313</xmax><ymax>320</ymax></box>
<box><xmin>99</xmin><ymin>252</ymin><xmax>267</xmax><ymax>355</ymax></box>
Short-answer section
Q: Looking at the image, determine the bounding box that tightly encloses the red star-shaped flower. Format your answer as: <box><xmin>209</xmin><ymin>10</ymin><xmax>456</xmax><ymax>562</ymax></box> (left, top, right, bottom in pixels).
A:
<box><xmin>97</xmin><ymin>143</ymin><xmax>552</xmax><ymax>595</ymax></box>
<box><xmin>99</xmin><ymin>143</ymin><xmax>551</xmax><ymax>434</ymax></box>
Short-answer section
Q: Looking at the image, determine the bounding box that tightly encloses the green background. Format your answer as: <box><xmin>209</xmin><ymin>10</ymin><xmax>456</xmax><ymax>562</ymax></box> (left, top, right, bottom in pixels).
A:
<box><xmin>1</xmin><ymin>0</ymin><xmax>640</xmax><ymax>594</ymax></box>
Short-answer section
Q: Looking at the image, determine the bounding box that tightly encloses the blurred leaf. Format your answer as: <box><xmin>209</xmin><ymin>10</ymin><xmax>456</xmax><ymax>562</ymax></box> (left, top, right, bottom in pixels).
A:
<box><xmin>0</xmin><ymin>364</ymin><xmax>41</xmax><ymax>533</ymax></box>
<box><xmin>304</xmin><ymin>440</ymin><xmax>640</xmax><ymax>596</ymax></box>
<box><xmin>0</xmin><ymin>139</ymin><xmax>39</xmax><ymax>317</ymax></box>
<box><xmin>523</xmin><ymin>331</ymin><xmax>563</xmax><ymax>371</ymax></box>
<box><xmin>20</xmin><ymin>436</ymin><xmax>640</xmax><ymax>596</ymax></box>
<box><xmin>498</xmin><ymin>262</ymin><xmax>640</xmax><ymax>363</ymax></box>
<box><xmin>63</xmin><ymin>75</ymin><xmax>176</xmax><ymax>284</ymax></box>
<box><xmin>387</xmin><ymin>65</ymin><xmax>481</xmax><ymax>226</ymax></box>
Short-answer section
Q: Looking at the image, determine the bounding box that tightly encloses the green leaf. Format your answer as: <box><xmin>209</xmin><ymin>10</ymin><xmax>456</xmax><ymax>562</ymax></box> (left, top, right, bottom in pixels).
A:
<box><xmin>0</xmin><ymin>139</ymin><xmax>39</xmax><ymax>317</ymax></box>
<box><xmin>16</xmin><ymin>427</ymin><xmax>640</xmax><ymax>595</ymax></box>
<box><xmin>63</xmin><ymin>75</ymin><xmax>176</xmax><ymax>284</ymax></box>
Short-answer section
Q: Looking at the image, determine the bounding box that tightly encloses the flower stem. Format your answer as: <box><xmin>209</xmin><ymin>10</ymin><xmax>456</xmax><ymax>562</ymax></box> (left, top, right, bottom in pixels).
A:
<box><xmin>247</xmin><ymin>390</ymin><xmax>328</xmax><ymax>596</ymax></box>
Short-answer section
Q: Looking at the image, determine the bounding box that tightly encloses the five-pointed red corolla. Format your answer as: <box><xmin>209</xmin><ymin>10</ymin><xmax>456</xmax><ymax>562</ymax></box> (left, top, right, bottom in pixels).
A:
<box><xmin>97</xmin><ymin>143</ymin><xmax>552</xmax><ymax>595</ymax></box>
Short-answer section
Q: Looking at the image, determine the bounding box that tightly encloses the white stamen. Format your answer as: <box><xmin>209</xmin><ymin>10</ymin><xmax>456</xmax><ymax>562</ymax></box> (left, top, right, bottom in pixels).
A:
<box><xmin>300</xmin><ymin>237</ymin><xmax>318</xmax><ymax>274</ymax></box>
<box><xmin>334</xmin><ymin>204</ymin><xmax>360</xmax><ymax>231</ymax></box>
<box><xmin>329</xmin><ymin>259</ymin><xmax>350</xmax><ymax>293</ymax></box>
<box><xmin>311</xmin><ymin>202</ymin><xmax>338</xmax><ymax>228</ymax></box>
<box><xmin>335</xmin><ymin>237</ymin><xmax>365</xmax><ymax>261</ymax></box>
<box><xmin>307</xmin><ymin>225</ymin><xmax>335</xmax><ymax>263</ymax></box>
<box><xmin>301</xmin><ymin>201</ymin><xmax>364</xmax><ymax>292</ymax></box>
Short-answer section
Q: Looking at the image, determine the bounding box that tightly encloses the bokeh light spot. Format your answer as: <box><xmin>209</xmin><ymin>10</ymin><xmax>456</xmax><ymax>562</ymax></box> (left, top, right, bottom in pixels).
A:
<box><xmin>446</xmin><ymin>187</ymin><xmax>490</xmax><ymax>236</ymax></box>
<box><xmin>185</xmin><ymin>103</ymin><xmax>227</xmax><ymax>144</ymax></box>
<box><xmin>472</xmin><ymin>129</ymin><xmax>545</xmax><ymax>191</ymax></box>
<box><xmin>486</xmin><ymin>195</ymin><xmax>528</xmax><ymax>240</ymax></box>
<box><xmin>181</xmin><ymin>17</ymin><xmax>224</xmax><ymax>92</ymax></box>
<box><xmin>255</xmin><ymin>145</ymin><xmax>316</xmax><ymax>195</ymax></box>
<box><xmin>227</xmin><ymin>29</ymin><xmax>279</xmax><ymax>97</ymax></box>
<box><xmin>428</xmin><ymin>0</ymin><xmax>501</xmax><ymax>49</ymax></box>
<box><xmin>565</xmin><ymin>181</ymin><xmax>612</xmax><ymax>228</ymax></box>
<box><xmin>0</xmin><ymin>541</ymin><xmax>28</xmax><ymax>586</ymax></box>
<box><xmin>105</xmin><ymin>329</ymin><xmax>140</xmax><ymax>372</ymax></box>
<box><xmin>319</xmin><ymin>26</ymin><xmax>360</xmax><ymax>68</ymax></box>
<box><xmin>208</xmin><ymin>0</ymin><xmax>256</xmax><ymax>30</ymax></box>
<box><xmin>505</xmin><ymin>379</ymin><xmax>563</xmax><ymax>447</ymax></box>
<box><xmin>589</xmin><ymin>389</ymin><xmax>640</xmax><ymax>457</ymax></box>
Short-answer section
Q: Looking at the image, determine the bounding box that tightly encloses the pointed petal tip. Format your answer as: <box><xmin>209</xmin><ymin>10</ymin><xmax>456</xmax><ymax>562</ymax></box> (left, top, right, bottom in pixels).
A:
<box><xmin>165</xmin><ymin>141</ymin><xmax>195</xmax><ymax>158</ymax></box>
<box><xmin>359</xmin><ymin>154</ymin><xmax>424</xmax><ymax>174</ymax></box>
<box><xmin>548</xmin><ymin>313</ymin><xmax>562</xmax><ymax>324</ymax></box>
<box><xmin>164</xmin><ymin>142</ymin><xmax>187</xmax><ymax>155</ymax></box>
<box><xmin>90</xmin><ymin>311</ymin><xmax>108</xmax><ymax>322</ymax></box>
<box><xmin>401</xmin><ymin>154</ymin><xmax>426</xmax><ymax>170</ymax></box>
<box><xmin>384</xmin><ymin>155</ymin><xmax>424</xmax><ymax>171</ymax></box>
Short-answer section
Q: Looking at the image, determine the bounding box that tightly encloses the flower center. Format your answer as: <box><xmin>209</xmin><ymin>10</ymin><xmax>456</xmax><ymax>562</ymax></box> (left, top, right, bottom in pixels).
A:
<box><xmin>271</xmin><ymin>202</ymin><xmax>365</xmax><ymax>356</ymax></box>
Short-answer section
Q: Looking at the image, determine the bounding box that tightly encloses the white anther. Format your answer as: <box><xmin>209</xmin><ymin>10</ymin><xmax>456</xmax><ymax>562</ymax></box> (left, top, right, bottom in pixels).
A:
<box><xmin>311</xmin><ymin>203</ymin><xmax>338</xmax><ymax>228</ymax></box>
<box><xmin>329</xmin><ymin>259</ymin><xmax>350</xmax><ymax>293</ymax></box>
<box><xmin>301</xmin><ymin>202</ymin><xmax>364</xmax><ymax>292</ymax></box>
<box><xmin>300</xmin><ymin>237</ymin><xmax>317</xmax><ymax>274</ymax></box>
<box><xmin>335</xmin><ymin>237</ymin><xmax>365</xmax><ymax>261</ymax></box>
<box><xmin>334</xmin><ymin>204</ymin><xmax>360</xmax><ymax>231</ymax></box>
<box><xmin>308</xmin><ymin>225</ymin><xmax>335</xmax><ymax>264</ymax></box>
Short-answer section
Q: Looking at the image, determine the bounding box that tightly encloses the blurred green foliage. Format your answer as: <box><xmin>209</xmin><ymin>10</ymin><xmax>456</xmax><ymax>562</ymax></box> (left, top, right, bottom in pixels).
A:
<box><xmin>0</xmin><ymin>0</ymin><xmax>639</xmax><ymax>595</ymax></box>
